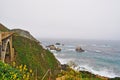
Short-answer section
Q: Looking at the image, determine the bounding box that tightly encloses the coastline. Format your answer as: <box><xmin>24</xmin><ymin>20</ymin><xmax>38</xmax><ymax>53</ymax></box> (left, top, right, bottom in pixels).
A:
<box><xmin>59</xmin><ymin>63</ymin><xmax>120</xmax><ymax>80</ymax></box>
<box><xmin>51</xmin><ymin>51</ymin><xmax>120</xmax><ymax>80</ymax></box>
<box><xmin>40</xmin><ymin>39</ymin><xmax>120</xmax><ymax>80</ymax></box>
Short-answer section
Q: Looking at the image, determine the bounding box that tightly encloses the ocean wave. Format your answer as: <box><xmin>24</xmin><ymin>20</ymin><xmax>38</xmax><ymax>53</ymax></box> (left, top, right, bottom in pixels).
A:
<box><xmin>67</xmin><ymin>49</ymin><xmax>75</xmax><ymax>51</ymax></box>
<box><xmin>100</xmin><ymin>45</ymin><xmax>111</xmax><ymax>48</ymax></box>
<box><xmin>91</xmin><ymin>44</ymin><xmax>97</xmax><ymax>46</ymax></box>
<box><xmin>94</xmin><ymin>50</ymin><xmax>102</xmax><ymax>53</ymax></box>
<box><xmin>66</xmin><ymin>45</ymin><xmax>75</xmax><ymax>48</ymax></box>
<box><xmin>73</xmin><ymin>64</ymin><xmax>119</xmax><ymax>78</ymax></box>
<box><xmin>57</xmin><ymin>57</ymin><xmax>119</xmax><ymax>78</ymax></box>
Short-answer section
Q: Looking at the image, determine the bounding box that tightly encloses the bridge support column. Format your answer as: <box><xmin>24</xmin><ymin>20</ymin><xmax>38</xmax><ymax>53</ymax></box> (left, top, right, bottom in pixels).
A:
<box><xmin>0</xmin><ymin>33</ymin><xmax>3</xmax><ymax>62</ymax></box>
<box><xmin>1</xmin><ymin>51</ymin><xmax>5</xmax><ymax>63</ymax></box>
<box><xmin>10</xmin><ymin>36</ymin><xmax>14</xmax><ymax>62</ymax></box>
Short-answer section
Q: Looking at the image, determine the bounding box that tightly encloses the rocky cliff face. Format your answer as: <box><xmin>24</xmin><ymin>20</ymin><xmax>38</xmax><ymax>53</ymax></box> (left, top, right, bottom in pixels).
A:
<box><xmin>11</xmin><ymin>29</ymin><xmax>39</xmax><ymax>43</ymax></box>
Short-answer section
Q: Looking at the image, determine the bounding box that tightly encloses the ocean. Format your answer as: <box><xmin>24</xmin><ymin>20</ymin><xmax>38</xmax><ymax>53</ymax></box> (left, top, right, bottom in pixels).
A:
<box><xmin>40</xmin><ymin>39</ymin><xmax>120</xmax><ymax>78</ymax></box>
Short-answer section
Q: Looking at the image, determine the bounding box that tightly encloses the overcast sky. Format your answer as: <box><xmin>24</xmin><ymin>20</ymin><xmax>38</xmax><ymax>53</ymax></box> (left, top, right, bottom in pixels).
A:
<box><xmin>0</xmin><ymin>0</ymin><xmax>120</xmax><ymax>40</ymax></box>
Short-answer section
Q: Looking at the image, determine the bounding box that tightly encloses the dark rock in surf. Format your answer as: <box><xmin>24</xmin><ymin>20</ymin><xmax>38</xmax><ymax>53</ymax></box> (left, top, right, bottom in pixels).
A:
<box><xmin>76</xmin><ymin>46</ymin><xmax>84</xmax><ymax>52</ymax></box>
<box><xmin>46</xmin><ymin>45</ymin><xmax>61</xmax><ymax>51</ymax></box>
<box><xmin>55</xmin><ymin>43</ymin><xmax>61</xmax><ymax>45</ymax></box>
<box><xmin>61</xmin><ymin>64</ymin><xmax>69</xmax><ymax>71</ymax></box>
<box><xmin>56</xmin><ymin>47</ymin><xmax>61</xmax><ymax>51</ymax></box>
<box><xmin>46</xmin><ymin>45</ymin><xmax>56</xmax><ymax>50</ymax></box>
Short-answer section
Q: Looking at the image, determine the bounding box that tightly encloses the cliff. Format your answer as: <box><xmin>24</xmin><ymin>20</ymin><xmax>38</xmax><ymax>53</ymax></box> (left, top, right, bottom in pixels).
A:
<box><xmin>0</xmin><ymin>23</ymin><xmax>61</xmax><ymax>80</ymax></box>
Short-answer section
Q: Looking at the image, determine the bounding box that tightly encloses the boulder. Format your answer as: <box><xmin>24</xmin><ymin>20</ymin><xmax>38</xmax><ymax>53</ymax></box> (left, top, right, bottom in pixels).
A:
<box><xmin>76</xmin><ymin>46</ymin><xmax>84</xmax><ymax>52</ymax></box>
<box><xmin>46</xmin><ymin>45</ymin><xmax>62</xmax><ymax>51</ymax></box>
<box><xmin>56</xmin><ymin>47</ymin><xmax>61</xmax><ymax>51</ymax></box>
<box><xmin>61</xmin><ymin>64</ymin><xmax>69</xmax><ymax>71</ymax></box>
<box><xmin>47</xmin><ymin>45</ymin><xmax>56</xmax><ymax>50</ymax></box>
<box><xmin>55</xmin><ymin>43</ymin><xmax>61</xmax><ymax>45</ymax></box>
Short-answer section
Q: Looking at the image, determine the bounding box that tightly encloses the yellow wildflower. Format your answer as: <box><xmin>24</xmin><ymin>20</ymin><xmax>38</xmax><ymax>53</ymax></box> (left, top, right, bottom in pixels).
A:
<box><xmin>12</xmin><ymin>62</ymin><xmax>16</xmax><ymax>67</ymax></box>
<box><xmin>29</xmin><ymin>69</ymin><xmax>32</xmax><ymax>73</ymax></box>
<box><xmin>13</xmin><ymin>74</ymin><xmax>17</xmax><ymax>79</ymax></box>
<box><xmin>20</xmin><ymin>68</ymin><xmax>22</xmax><ymax>72</ymax></box>
<box><xmin>23</xmin><ymin>74</ymin><xmax>26</xmax><ymax>79</ymax></box>
<box><xmin>23</xmin><ymin>65</ymin><xmax>27</xmax><ymax>71</ymax></box>
<box><xmin>19</xmin><ymin>64</ymin><xmax>23</xmax><ymax>69</ymax></box>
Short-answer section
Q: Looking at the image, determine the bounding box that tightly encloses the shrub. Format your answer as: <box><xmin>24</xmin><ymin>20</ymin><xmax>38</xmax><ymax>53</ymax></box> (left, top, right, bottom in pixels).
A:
<box><xmin>0</xmin><ymin>61</ymin><xmax>34</xmax><ymax>80</ymax></box>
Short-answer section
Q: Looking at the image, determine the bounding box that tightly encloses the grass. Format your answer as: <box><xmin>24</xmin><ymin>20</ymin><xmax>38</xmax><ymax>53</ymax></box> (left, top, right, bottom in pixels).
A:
<box><xmin>12</xmin><ymin>35</ymin><xmax>60</xmax><ymax>80</ymax></box>
<box><xmin>56</xmin><ymin>67</ymin><xmax>108</xmax><ymax>80</ymax></box>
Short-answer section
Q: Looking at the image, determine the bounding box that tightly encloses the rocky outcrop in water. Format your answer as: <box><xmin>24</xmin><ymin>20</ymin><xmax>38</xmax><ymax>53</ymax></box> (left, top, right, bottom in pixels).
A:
<box><xmin>76</xmin><ymin>46</ymin><xmax>84</xmax><ymax>52</ymax></box>
<box><xmin>47</xmin><ymin>45</ymin><xmax>61</xmax><ymax>51</ymax></box>
<box><xmin>55</xmin><ymin>43</ymin><xmax>61</xmax><ymax>45</ymax></box>
<box><xmin>56</xmin><ymin>47</ymin><xmax>61</xmax><ymax>51</ymax></box>
<box><xmin>47</xmin><ymin>45</ymin><xmax>56</xmax><ymax>50</ymax></box>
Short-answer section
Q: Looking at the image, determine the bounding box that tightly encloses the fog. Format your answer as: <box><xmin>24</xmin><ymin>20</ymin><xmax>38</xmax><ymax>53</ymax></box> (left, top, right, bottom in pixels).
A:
<box><xmin>0</xmin><ymin>0</ymin><xmax>120</xmax><ymax>40</ymax></box>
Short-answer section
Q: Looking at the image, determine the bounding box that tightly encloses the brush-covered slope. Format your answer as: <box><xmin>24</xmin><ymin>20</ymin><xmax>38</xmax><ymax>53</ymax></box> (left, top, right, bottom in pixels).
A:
<box><xmin>0</xmin><ymin>23</ymin><xmax>61</xmax><ymax>80</ymax></box>
<box><xmin>12</xmin><ymin>35</ymin><xmax>61</xmax><ymax>80</ymax></box>
<box><xmin>0</xmin><ymin>23</ymin><xmax>9</xmax><ymax>31</ymax></box>
<box><xmin>11</xmin><ymin>29</ymin><xmax>39</xmax><ymax>42</ymax></box>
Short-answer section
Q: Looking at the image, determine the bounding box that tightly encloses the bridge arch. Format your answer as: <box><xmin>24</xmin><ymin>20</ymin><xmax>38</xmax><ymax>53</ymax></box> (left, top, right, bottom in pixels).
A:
<box><xmin>0</xmin><ymin>32</ymin><xmax>14</xmax><ymax>63</ymax></box>
<box><xmin>3</xmin><ymin>39</ymin><xmax>12</xmax><ymax>63</ymax></box>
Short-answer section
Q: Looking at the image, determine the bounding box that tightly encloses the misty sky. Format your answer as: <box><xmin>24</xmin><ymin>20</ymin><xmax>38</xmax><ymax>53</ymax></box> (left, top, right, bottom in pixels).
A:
<box><xmin>0</xmin><ymin>0</ymin><xmax>120</xmax><ymax>40</ymax></box>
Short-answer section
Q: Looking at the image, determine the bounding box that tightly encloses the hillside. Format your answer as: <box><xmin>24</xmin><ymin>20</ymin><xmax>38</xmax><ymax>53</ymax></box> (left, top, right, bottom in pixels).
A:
<box><xmin>0</xmin><ymin>23</ymin><xmax>61</xmax><ymax>80</ymax></box>
<box><xmin>0</xmin><ymin>23</ymin><xmax>9</xmax><ymax>32</ymax></box>
<box><xmin>11</xmin><ymin>29</ymin><xmax>39</xmax><ymax>42</ymax></box>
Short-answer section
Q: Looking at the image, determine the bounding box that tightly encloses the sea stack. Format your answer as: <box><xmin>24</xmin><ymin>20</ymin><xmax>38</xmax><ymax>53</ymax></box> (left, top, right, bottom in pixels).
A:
<box><xmin>76</xmin><ymin>46</ymin><xmax>84</xmax><ymax>52</ymax></box>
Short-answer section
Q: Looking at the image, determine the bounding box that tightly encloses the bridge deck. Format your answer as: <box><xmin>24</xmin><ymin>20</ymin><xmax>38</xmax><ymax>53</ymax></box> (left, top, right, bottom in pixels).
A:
<box><xmin>0</xmin><ymin>32</ymin><xmax>14</xmax><ymax>41</ymax></box>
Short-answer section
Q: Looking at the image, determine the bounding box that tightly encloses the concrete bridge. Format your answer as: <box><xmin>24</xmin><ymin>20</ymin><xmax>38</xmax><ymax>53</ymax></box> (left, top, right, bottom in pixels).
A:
<box><xmin>0</xmin><ymin>32</ymin><xmax>14</xmax><ymax>63</ymax></box>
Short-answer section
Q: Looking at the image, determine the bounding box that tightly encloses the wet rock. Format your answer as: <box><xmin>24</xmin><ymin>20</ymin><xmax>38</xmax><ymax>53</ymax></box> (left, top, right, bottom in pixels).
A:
<box><xmin>47</xmin><ymin>45</ymin><xmax>56</xmax><ymax>50</ymax></box>
<box><xmin>55</xmin><ymin>43</ymin><xmax>61</xmax><ymax>45</ymax></box>
<box><xmin>61</xmin><ymin>64</ymin><xmax>69</xmax><ymax>71</ymax></box>
<box><xmin>76</xmin><ymin>46</ymin><xmax>84</xmax><ymax>52</ymax></box>
<box><xmin>56</xmin><ymin>47</ymin><xmax>61</xmax><ymax>51</ymax></box>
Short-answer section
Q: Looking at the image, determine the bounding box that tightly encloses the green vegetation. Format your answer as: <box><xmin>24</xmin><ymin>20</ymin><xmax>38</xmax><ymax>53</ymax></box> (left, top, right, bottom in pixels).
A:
<box><xmin>0</xmin><ymin>61</ymin><xmax>33</xmax><ymax>80</ymax></box>
<box><xmin>0</xmin><ymin>24</ymin><xmax>60</xmax><ymax>80</ymax></box>
<box><xmin>109</xmin><ymin>77</ymin><xmax>120</xmax><ymax>80</ymax></box>
<box><xmin>0</xmin><ymin>23</ymin><xmax>9</xmax><ymax>32</ymax></box>
<box><xmin>12</xmin><ymin>35</ymin><xmax>60</xmax><ymax>80</ymax></box>
<box><xmin>57</xmin><ymin>67</ymin><xmax>108</xmax><ymax>80</ymax></box>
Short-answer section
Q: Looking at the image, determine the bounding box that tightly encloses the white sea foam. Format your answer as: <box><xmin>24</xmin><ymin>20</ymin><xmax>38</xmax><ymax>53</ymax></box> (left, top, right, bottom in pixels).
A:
<box><xmin>56</xmin><ymin>58</ymin><xmax>68</xmax><ymax>64</ymax></box>
<box><xmin>95</xmin><ymin>50</ymin><xmax>102</xmax><ymax>53</ymax></box>
<box><xmin>75</xmin><ymin>65</ymin><xmax>119</xmax><ymax>78</ymax></box>
<box><xmin>100</xmin><ymin>45</ymin><xmax>111</xmax><ymax>48</ymax></box>
<box><xmin>67</xmin><ymin>49</ymin><xmax>75</xmax><ymax>51</ymax></box>
<box><xmin>66</xmin><ymin>45</ymin><xmax>75</xmax><ymax>48</ymax></box>
<box><xmin>56</xmin><ymin>57</ymin><xmax>119</xmax><ymax>78</ymax></box>
<box><xmin>91</xmin><ymin>44</ymin><xmax>97</xmax><ymax>46</ymax></box>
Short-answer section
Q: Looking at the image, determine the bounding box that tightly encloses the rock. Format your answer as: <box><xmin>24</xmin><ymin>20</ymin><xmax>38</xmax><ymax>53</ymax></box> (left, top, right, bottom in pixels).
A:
<box><xmin>56</xmin><ymin>47</ymin><xmax>61</xmax><ymax>51</ymax></box>
<box><xmin>67</xmin><ymin>61</ymin><xmax>77</xmax><ymax>68</ymax></box>
<box><xmin>61</xmin><ymin>64</ymin><xmax>69</xmax><ymax>70</ymax></box>
<box><xmin>76</xmin><ymin>46</ymin><xmax>84</xmax><ymax>52</ymax></box>
<box><xmin>47</xmin><ymin>45</ymin><xmax>56</xmax><ymax>50</ymax></box>
<box><xmin>55</xmin><ymin>43</ymin><xmax>61</xmax><ymax>45</ymax></box>
<box><xmin>46</xmin><ymin>45</ymin><xmax>62</xmax><ymax>51</ymax></box>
